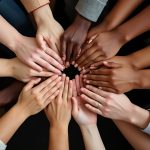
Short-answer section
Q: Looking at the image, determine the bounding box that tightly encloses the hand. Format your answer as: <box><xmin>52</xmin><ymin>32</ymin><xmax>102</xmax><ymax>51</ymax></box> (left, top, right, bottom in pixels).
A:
<box><xmin>14</xmin><ymin>36</ymin><xmax>64</xmax><ymax>73</ymax></box>
<box><xmin>60</xmin><ymin>14</ymin><xmax>91</xmax><ymax>65</ymax></box>
<box><xmin>83</xmin><ymin>56</ymin><xmax>140</xmax><ymax>93</ymax></box>
<box><xmin>45</xmin><ymin>75</ymin><xmax>73</xmax><ymax>128</ymax></box>
<box><xmin>81</xmin><ymin>85</ymin><xmax>134</xmax><ymax>122</ymax></box>
<box><xmin>17</xmin><ymin>75</ymin><xmax>61</xmax><ymax>117</ymax></box>
<box><xmin>33</xmin><ymin>4</ymin><xmax>64</xmax><ymax>53</ymax></box>
<box><xmin>72</xmin><ymin>75</ymin><xmax>97</xmax><ymax>125</ymax></box>
<box><xmin>76</xmin><ymin>29</ymin><xmax>126</xmax><ymax>70</ymax></box>
<box><xmin>10</xmin><ymin>58</ymin><xmax>53</xmax><ymax>82</ymax></box>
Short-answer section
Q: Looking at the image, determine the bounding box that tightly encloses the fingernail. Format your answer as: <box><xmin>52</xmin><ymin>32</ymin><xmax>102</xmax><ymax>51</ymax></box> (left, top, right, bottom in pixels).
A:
<box><xmin>86</xmin><ymin>80</ymin><xmax>89</xmax><ymax>83</ymax></box>
<box><xmin>86</xmin><ymin>85</ymin><xmax>90</xmax><ymax>88</ymax></box>
<box><xmin>75</xmin><ymin>64</ymin><xmax>78</xmax><ymax>68</ymax></box>
<box><xmin>72</xmin><ymin>61</ymin><xmax>75</xmax><ymax>65</ymax></box>
<box><xmin>78</xmin><ymin>67</ymin><xmax>81</xmax><ymax>71</ymax></box>
<box><xmin>83</xmin><ymin>75</ymin><xmax>87</xmax><ymax>78</ymax></box>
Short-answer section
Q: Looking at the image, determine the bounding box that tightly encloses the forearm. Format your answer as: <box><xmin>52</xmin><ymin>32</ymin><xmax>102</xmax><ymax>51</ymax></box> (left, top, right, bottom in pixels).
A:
<box><xmin>49</xmin><ymin>126</ymin><xmax>69</xmax><ymax>150</ymax></box>
<box><xmin>0</xmin><ymin>16</ymin><xmax>21</xmax><ymax>52</ymax></box>
<box><xmin>116</xmin><ymin>5</ymin><xmax>150</xmax><ymax>43</ymax></box>
<box><xmin>126</xmin><ymin>104</ymin><xmax>150</xmax><ymax>129</ymax></box>
<box><xmin>128</xmin><ymin>46</ymin><xmax>150</xmax><ymax>69</ymax></box>
<box><xmin>80</xmin><ymin>124</ymin><xmax>105</xmax><ymax>150</ymax></box>
<box><xmin>114</xmin><ymin>120</ymin><xmax>150</xmax><ymax>150</ymax></box>
<box><xmin>0</xmin><ymin>104</ymin><xmax>28</xmax><ymax>144</ymax></box>
<box><xmin>32</xmin><ymin>4</ymin><xmax>54</xmax><ymax>26</ymax></box>
<box><xmin>101</xmin><ymin>0</ymin><xmax>143</xmax><ymax>31</ymax></box>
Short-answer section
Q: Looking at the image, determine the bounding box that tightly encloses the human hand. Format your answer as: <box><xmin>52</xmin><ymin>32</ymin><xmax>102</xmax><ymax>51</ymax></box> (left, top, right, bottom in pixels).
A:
<box><xmin>17</xmin><ymin>75</ymin><xmax>61</xmax><ymax>117</ymax></box>
<box><xmin>33</xmin><ymin>4</ymin><xmax>64</xmax><ymax>53</ymax></box>
<box><xmin>10</xmin><ymin>58</ymin><xmax>53</xmax><ymax>82</ymax></box>
<box><xmin>76</xmin><ymin>30</ymin><xmax>126</xmax><ymax>70</ymax></box>
<box><xmin>72</xmin><ymin>75</ymin><xmax>97</xmax><ymax>126</ymax></box>
<box><xmin>14</xmin><ymin>36</ymin><xmax>64</xmax><ymax>73</ymax></box>
<box><xmin>83</xmin><ymin>56</ymin><xmax>140</xmax><ymax>93</ymax></box>
<box><xmin>60</xmin><ymin>14</ymin><xmax>91</xmax><ymax>65</ymax></box>
<box><xmin>45</xmin><ymin>75</ymin><xmax>73</xmax><ymax>128</ymax></box>
<box><xmin>81</xmin><ymin>85</ymin><xmax>134</xmax><ymax>122</ymax></box>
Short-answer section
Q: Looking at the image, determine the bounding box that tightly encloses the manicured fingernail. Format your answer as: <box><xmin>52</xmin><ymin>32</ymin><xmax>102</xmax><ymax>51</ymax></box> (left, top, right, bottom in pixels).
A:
<box><xmin>72</xmin><ymin>61</ymin><xmax>75</xmax><ymax>65</ymax></box>
<box><xmin>78</xmin><ymin>67</ymin><xmax>81</xmax><ymax>71</ymax></box>
<box><xmin>74</xmin><ymin>64</ymin><xmax>78</xmax><ymax>67</ymax></box>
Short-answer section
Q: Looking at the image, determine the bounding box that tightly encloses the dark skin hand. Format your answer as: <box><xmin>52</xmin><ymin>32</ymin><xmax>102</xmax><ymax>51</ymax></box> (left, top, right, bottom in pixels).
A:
<box><xmin>83</xmin><ymin>57</ymin><xmax>140</xmax><ymax>94</ymax></box>
<box><xmin>60</xmin><ymin>14</ymin><xmax>91</xmax><ymax>66</ymax></box>
<box><xmin>75</xmin><ymin>29</ymin><xmax>126</xmax><ymax>70</ymax></box>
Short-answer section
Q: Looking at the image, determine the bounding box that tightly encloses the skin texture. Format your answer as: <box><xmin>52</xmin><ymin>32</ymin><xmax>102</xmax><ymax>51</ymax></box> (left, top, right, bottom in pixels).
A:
<box><xmin>81</xmin><ymin>85</ymin><xmax>150</xmax><ymax>129</ymax></box>
<box><xmin>76</xmin><ymin>5</ymin><xmax>150</xmax><ymax>70</ymax></box>
<box><xmin>0</xmin><ymin>16</ymin><xmax>64</xmax><ymax>73</ymax></box>
<box><xmin>83</xmin><ymin>56</ymin><xmax>140</xmax><ymax>94</ymax></box>
<box><xmin>60</xmin><ymin>14</ymin><xmax>91</xmax><ymax>66</ymax></box>
<box><xmin>33</xmin><ymin>4</ymin><xmax>64</xmax><ymax>53</ymax></box>
<box><xmin>0</xmin><ymin>58</ymin><xmax>53</xmax><ymax>82</ymax></box>
<box><xmin>87</xmin><ymin>0</ymin><xmax>143</xmax><ymax>40</ymax></box>
<box><xmin>0</xmin><ymin>76</ymin><xmax>61</xmax><ymax>144</ymax></box>
<box><xmin>72</xmin><ymin>75</ymin><xmax>105</xmax><ymax>150</ymax></box>
<box><xmin>45</xmin><ymin>75</ymin><xmax>73</xmax><ymax>150</ymax></box>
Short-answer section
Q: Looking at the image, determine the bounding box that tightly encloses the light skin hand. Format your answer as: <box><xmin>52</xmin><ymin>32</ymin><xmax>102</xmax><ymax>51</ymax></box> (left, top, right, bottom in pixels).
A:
<box><xmin>76</xmin><ymin>30</ymin><xmax>126</xmax><ymax>70</ymax></box>
<box><xmin>81</xmin><ymin>85</ymin><xmax>150</xmax><ymax>128</ymax></box>
<box><xmin>10</xmin><ymin>58</ymin><xmax>54</xmax><ymax>82</ymax></box>
<box><xmin>45</xmin><ymin>75</ymin><xmax>73</xmax><ymax>127</ymax></box>
<box><xmin>33</xmin><ymin>4</ymin><xmax>64</xmax><ymax>53</ymax></box>
<box><xmin>60</xmin><ymin>14</ymin><xmax>91</xmax><ymax>65</ymax></box>
<box><xmin>14</xmin><ymin>36</ymin><xmax>64</xmax><ymax>73</ymax></box>
<box><xmin>18</xmin><ymin>75</ymin><xmax>61</xmax><ymax>117</ymax></box>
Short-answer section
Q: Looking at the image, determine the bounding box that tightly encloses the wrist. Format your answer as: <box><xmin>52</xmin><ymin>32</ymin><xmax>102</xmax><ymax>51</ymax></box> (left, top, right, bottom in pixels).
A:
<box><xmin>74</xmin><ymin>14</ymin><xmax>91</xmax><ymax>30</ymax></box>
<box><xmin>33</xmin><ymin>4</ymin><xmax>54</xmax><ymax>26</ymax></box>
<box><xmin>79</xmin><ymin>124</ymin><xmax>97</xmax><ymax>131</ymax></box>
<box><xmin>128</xmin><ymin>104</ymin><xmax>150</xmax><ymax>129</ymax></box>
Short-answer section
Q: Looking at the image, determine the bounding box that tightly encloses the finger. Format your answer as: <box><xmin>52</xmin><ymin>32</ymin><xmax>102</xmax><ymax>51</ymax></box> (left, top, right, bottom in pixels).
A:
<box><xmin>44</xmin><ymin>90</ymin><xmax>60</xmax><ymax>107</ymax></box>
<box><xmin>90</xmin><ymin>68</ymin><xmax>112</xmax><ymax>75</ymax></box>
<box><xmin>75</xmin><ymin>75</ymin><xmax>80</xmax><ymax>95</ymax></box>
<box><xmin>58</xmin><ymin>74</ymin><xmax>65</xmax><ymax>99</ymax></box>
<box><xmin>85</xmin><ymin>104</ymin><xmax>102</xmax><ymax>115</ymax></box>
<box><xmin>60</xmin><ymin>35</ymin><xmax>67</xmax><ymax>61</ymax></box>
<box><xmin>40</xmin><ymin>51</ymin><xmax>64</xmax><ymax>71</ymax></box>
<box><xmin>28</xmin><ymin>61</ymin><xmax>43</xmax><ymax>72</ymax></box>
<box><xmin>45</xmin><ymin>48</ymin><xmax>63</xmax><ymax>65</ymax></box>
<box><xmin>63</xmin><ymin>76</ymin><xmax>69</xmax><ymax>101</ymax></box>
<box><xmin>83</xmin><ymin>74</ymin><xmax>109</xmax><ymax>82</ymax></box>
<box><xmin>81</xmin><ymin>94</ymin><xmax>103</xmax><ymax>108</ymax></box>
<box><xmin>23</xmin><ymin>78</ymin><xmax>41</xmax><ymax>91</ymax></box>
<box><xmin>103</xmin><ymin>61</ymin><xmax>122</xmax><ymax>68</ymax></box>
<box><xmin>72</xmin><ymin>44</ymin><xmax>80</xmax><ymax>63</ymax></box>
<box><xmin>80</xmin><ymin>42</ymin><xmax>93</xmax><ymax>56</ymax></box>
<box><xmin>72</xmin><ymin>97</ymin><xmax>78</xmax><ymax>116</ymax></box>
<box><xmin>33</xmin><ymin>75</ymin><xmax>58</xmax><ymax>92</ymax></box>
<box><xmin>47</xmin><ymin>38</ymin><xmax>58</xmax><ymax>53</ymax></box>
<box><xmin>68</xmin><ymin>80</ymin><xmax>73</xmax><ymax>101</ymax></box>
<box><xmin>66</xmin><ymin>41</ymin><xmax>73</xmax><ymax>64</ymax></box>
<box><xmin>72</xmin><ymin>79</ymin><xmax>77</xmax><ymax>97</ymax></box>
<box><xmin>84</xmin><ymin>80</ymin><xmax>112</xmax><ymax>88</ymax></box>
<box><xmin>43</xmin><ymin>81</ymin><xmax>62</xmax><ymax>100</ymax></box>
<box><xmin>81</xmin><ymin>88</ymin><xmax>104</xmax><ymax>103</ymax></box>
<box><xmin>40</xmin><ymin>76</ymin><xmax>61</xmax><ymax>96</ymax></box>
<box><xmin>86</xmin><ymin>85</ymin><xmax>108</xmax><ymax>98</ymax></box>
<box><xmin>36</xmin><ymin>34</ymin><xmax>46</xmax><ymax>50</ymax></box>
<box><xmin>79</xmin><ymin>74</ymin><xmax>83</xmax><ymax>88</ymax></box>
<box><xmin>101</xmin><ymin>87</ymin><xmax>118</xmax><ymax>93</ymax></box>
<box><xmin>34</xmin><ymin>56</ymin><xmax>61</xmax><ymax>74</ymax></box>
<box><xmin>30</xmin><ymin>70</ymin><xmax>54</xmax><ymax>77</ymax></box>
<box><xmin>90</xmin><ymin>61</ymin><xmax>104</xmax><ymax>68</ymax></box>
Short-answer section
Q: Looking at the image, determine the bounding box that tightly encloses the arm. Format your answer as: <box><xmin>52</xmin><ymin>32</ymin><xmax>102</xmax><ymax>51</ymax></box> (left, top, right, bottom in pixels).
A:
<box><xmin>81</xmin><ymin>85</ymin><xmax>150</xmax><ymax>129</ymax></box>
<box><xmin>114</xmin><ymin>120</ymin><xmax>150</xmax><ymax>150</ymax></box>
<box><xmin>87</xmin><ymin>0</ymin><xmax>143</xmax><ymax>38</ymax></box>
<box><xmin>60</xmin><ymin>0</ymin><xmax>108</xmax><ymax>65</ymax></box>
<box><xmin>72</xmin><ymin>75</ymin><xmax>105</xmax><ymax>150</ymax></box>
<box><xmin>0</xmin><ymin>58</ymin><xmax>53</xmax><ymax>82</ymax></box>
<box><xmin>21</xmin><ymin>0</ymin><xmax>64</xmax><ymax>53</ymax></box>
<box><xmin>45</xmin><ymin>75</ymin><xmax>72</xmax><ymax>150</ymax></box>
<box><xmin>0</xmin><ymin>75</ymin><xmax>61</xmax><ymax>144</ymax></box>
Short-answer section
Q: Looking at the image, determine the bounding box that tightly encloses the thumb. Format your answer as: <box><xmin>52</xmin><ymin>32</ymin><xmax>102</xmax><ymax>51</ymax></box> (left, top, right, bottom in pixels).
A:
<box><xmin>36</xmin><ymin>34</ymin><xmax>46</xmax><ymax>50</ymax></box>
<box><xmin>23</xmin><ymin>78</ymin><xmax>41</xmax><ymax>91</ymax></box>
<box><xmin>72</xmin><ymin>97</ymin><xmax>78</xmax><ymax>116</ymax></box>
<box><xmin>103</xmin><ymin>61</ymin><xmax>122</xmax><ymax>68</ymax></box>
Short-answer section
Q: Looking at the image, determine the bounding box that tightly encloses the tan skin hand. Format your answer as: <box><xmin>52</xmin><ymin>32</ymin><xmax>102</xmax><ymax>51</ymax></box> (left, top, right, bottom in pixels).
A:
<box><xmin>17</xmin><ymin>75</ymin><xmax>61</xmax><ymax>117</ymax></box>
